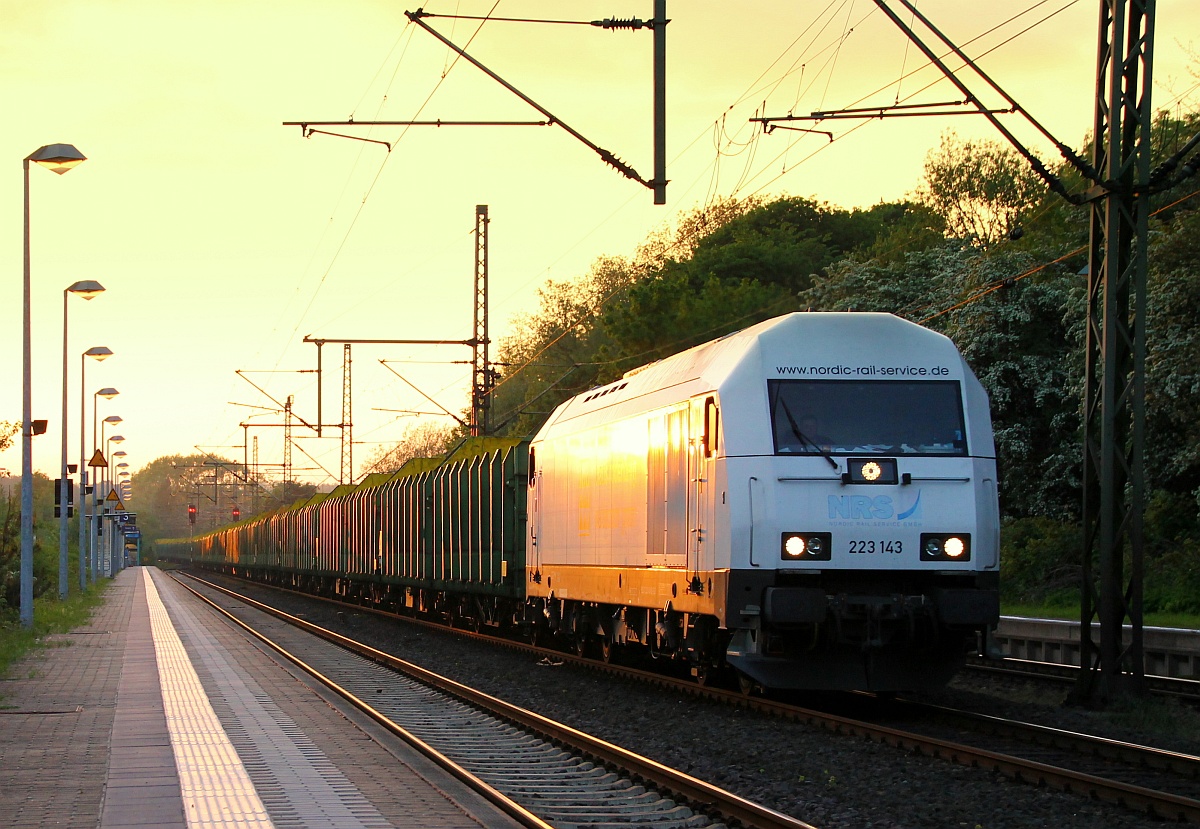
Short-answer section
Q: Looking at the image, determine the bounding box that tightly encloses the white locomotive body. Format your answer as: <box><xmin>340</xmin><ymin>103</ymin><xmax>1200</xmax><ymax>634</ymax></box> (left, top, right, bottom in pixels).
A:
<box><xmin>527</xmin><ymin>312</ymin><xmax>1000</xmax><ymax>691</ymax></box>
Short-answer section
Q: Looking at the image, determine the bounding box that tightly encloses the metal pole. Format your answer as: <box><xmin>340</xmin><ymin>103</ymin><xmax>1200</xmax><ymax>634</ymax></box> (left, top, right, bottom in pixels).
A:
<box><xmin>472</xmin><ymin>205</ymin><xmax>490</xmax><ymax>437</ymax></box>
<box><xmin>78</xmin><ymin>353</ymin><xmax>87</xmax><ymax>589</ymax></box>
<box><xmin>20</xmin><ymin>157</ymin><xmax>34</xmax><ymax>627</ymax></box>
<box><xmin>315</xmin><ymin>341</ymin><xmax>323</xmax><ymax>437</ymax></box>
<box><xmin>652</xmin><ymin>0</ymin><xmax>667</xmax><ymax>205</ymax></box>
<box><xmin>90</xmin><ymin>393</ymin><xmax>97</xmax><ymax>582</ymax></box>
<box><xmin>1073</xmin><ymin>0</ymin><xmax>1153</xmax><ymax>704</ymax></box>
<box><xmin>91</xmin><ymin>394</ymin><xmax>100</xmax><ymax>581</ymax></box>
<box><xmin>59</xmin><ymin>290</ymin><xmax>70</xmax><ymax>599</ymax></box>
<box><xmin>341</xmin><ymin>344</ymin><xmax>352</xmax><ymax>484</ymax></box>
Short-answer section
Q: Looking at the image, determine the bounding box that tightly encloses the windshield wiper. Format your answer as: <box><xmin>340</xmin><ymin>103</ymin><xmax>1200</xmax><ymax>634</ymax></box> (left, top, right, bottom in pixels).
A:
<box><xmin>778</xmin><ymin>398</ymin><xmax>838</xmax><ymax>470</ymax></box>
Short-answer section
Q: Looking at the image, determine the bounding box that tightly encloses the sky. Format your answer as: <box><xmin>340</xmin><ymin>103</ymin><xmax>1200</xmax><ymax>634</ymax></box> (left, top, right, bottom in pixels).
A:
<box><xmin>3</xmin><ymin>0</ymin><xmax>1198</xmax><ymax>493</ymax></box>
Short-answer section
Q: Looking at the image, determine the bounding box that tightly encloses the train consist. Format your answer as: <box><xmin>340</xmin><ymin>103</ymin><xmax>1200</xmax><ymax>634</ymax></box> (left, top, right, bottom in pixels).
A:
<box><xmin>167</xmin><ymin>312</ymin><xmax>1000</xmax><ymax>692</ymax></box>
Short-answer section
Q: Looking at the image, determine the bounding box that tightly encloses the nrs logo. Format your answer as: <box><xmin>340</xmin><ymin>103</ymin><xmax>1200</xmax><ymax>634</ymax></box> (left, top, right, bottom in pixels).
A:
<box><xmin>828</xmin><ymin>490</ymin><xmax>923</xmax><ymax>521</ymax></box>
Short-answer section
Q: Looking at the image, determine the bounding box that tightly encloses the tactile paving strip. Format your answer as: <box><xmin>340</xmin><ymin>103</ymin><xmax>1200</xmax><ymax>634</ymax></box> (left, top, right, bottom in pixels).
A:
<box><xmin>143</xmin><ymin>569</ymin><xmax>275</xmax><ymax>828</ymax></box>
<box><xmin>150</xmin><ymin>570</ymin><xmax>394</xmax><ymax>829</ymax></box>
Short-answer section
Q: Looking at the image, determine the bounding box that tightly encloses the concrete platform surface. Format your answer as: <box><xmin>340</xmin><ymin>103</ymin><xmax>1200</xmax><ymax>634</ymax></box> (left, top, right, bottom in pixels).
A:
<box><xmin>0</xmin><ymin>567</ymin><xmax>523</xmax><ymax>829</ymax></box>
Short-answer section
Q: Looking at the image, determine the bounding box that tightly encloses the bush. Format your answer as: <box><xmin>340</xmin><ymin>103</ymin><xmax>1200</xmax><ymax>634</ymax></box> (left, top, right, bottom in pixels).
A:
<box><xmin>1001</xmin><ymin>492</ymin><xmax>1200</xmax><ymax>616</ymax></box>
<box><xmin>1000</xmin><ymin>516</ymin><xmax>1082</xmax><ymax>605</ymax></box>
<box><xmin>0</xmin><ymin>494</ymin><xmax>60</xmax><ymax>619</ymax></box>
<box><xmin>1142</xmin><ymin>490</ymin><xmax>1200</xmax><ymax>614</ymax></box>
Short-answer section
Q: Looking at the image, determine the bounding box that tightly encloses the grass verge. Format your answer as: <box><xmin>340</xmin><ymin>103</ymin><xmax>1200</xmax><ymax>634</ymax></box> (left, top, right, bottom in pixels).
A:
<box><xmin>0</xmin><ymin>581</ymin><xmax>111</xmax><ymax>680</ymax></box>
<box><xmin>1003</xmin><ymin>604</ymin><xmax>1200</xmax><ymax>630</ymax></box>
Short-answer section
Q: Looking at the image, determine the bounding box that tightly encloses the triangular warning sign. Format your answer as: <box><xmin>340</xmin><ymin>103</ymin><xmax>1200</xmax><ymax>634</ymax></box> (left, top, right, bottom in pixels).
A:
<box><xmin>89</xmin><ymin>449</ymin><xmax>107</xmax><ymax>468</ymax></box>
<box><xmin>106</xmin><ymin>488</ymin><xmax>121</xmax><ymax>503</ymax></box>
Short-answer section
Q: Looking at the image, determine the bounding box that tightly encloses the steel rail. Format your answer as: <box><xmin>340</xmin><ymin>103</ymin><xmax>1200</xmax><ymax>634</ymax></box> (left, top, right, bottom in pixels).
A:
<box><xmin>891</xmin><ymin>695</ymin><xmax>1200</xmax><ymax>781</ymax></box>
<box><xmin>966</xmin><ymin>655</ymin><xmax>1200</xmax><ymax>701</ymax></box>
<box><xmin>188</xmin><ymin>569</ymin><xmax>1200</xmax><ymax>823</ymax></box>
<box><xmin>176</xmin><ymin>572</ymin><xmax>815</xmax><ymax>829</ymax></box>
<box><xmin>170</xmin><ymin>575</ymin><xmax>554</xmax><ymax>829</ymax></box>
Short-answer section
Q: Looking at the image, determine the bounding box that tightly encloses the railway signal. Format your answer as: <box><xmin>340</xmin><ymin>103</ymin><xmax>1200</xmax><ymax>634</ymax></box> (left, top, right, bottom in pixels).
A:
<box><xmin>53</xmin><ymin>478</ymin><xmax>74</xmax><ymax>518</ymax></box>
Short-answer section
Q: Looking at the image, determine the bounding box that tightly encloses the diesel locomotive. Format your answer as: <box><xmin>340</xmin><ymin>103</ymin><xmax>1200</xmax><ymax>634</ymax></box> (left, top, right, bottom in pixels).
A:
<box><xmin>169</xmin><ymin>312</ymin><xmax>1000</xmax><ymax>692</ymax></box>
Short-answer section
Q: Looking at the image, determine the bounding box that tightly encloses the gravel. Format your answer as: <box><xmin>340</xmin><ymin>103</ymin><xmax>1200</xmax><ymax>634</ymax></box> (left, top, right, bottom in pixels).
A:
<box><xmin>210</xmin><ymin>574</ymin><xmax>1199</xmax><ymax>829</ymax></box>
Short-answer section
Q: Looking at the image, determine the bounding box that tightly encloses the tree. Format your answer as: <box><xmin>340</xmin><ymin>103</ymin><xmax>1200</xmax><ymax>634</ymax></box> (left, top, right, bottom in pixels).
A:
<box><xmin>802</xmin><ymin>241</ymin><xmax>1084</xmax><ymax>519</ymax></box>
<box><xmin>493</xmin><ymin>255</ymin><xmax>639</xmax><ymax>438</ymax></box>
<box><xmin>135</xmin><ymin>454</ymin><xmax>239</xmax><ymax>541</ymax></box>
<box><xmin>603</xmin><ymin>196</ymin><xmax>897</xmax><ymax>369</ymax></box>
<box><xmin>0</xmin><ymin>473</ymin><xmax>61</xmax><ymax>612</ymax></box>
<box><xmin>0</xmin><ymin>421</ymin><xmax>17</xmax><ymax>453</ymax></box>
<box><xmin>269</xmin><ymin>480</ymin><xmax>319</xmax><ymax>508</ymax></box>
<box><xmin>916</xmin><ymin>131</ymin><xmax>1044</xmax><ymax>247</ymax></box>
<box><xmin>359</xmin><ymin>421</ymin><xmax>458</xmax><ymax>474</ymax></box>
<box><xmin>1145</xmin><ymin>207</ymin><xmax>1200</xmax><ymax>498</ymax></box>
<box><xmin>493</xmin><ymin>194</ymin><xmax>918</xmax><ymax>437</ymax></box>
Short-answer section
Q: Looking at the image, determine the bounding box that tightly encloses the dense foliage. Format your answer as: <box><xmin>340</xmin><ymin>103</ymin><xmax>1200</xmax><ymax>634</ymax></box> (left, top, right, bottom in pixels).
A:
<box><xmin>114</xmin><ymin>109</ymin><xmax>1197</xmax><ymax>613</ymax></box>
<box><xmin>130</xmin><ymin>453</ymin><xmax>319</xmax><ymax>550</ymax></box>
<box><xmin>0</xmin><ymin>475</ymin><xmax>70</xmax><ymax>615</ymax></box>
<box><xmin>489</xmin><ymin>118</ymin><xmax>1200</xmax><ymax>612</ymax></box>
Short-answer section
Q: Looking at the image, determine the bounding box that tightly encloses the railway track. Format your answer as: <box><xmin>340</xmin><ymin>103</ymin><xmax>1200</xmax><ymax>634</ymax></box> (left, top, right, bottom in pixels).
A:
<box><xmin>174</xmin><ymin>572</ymin><xmax>813</xmax><ymax>829</ymax></box>
<box><xmin>966</xmin><ymin>654</ymin><xmax>1200</xmax><ymax>701</ymax></box>
<box><xmin>185</xmin><ymin>569</ymin><xmax>1200</xmax><ymax>824</ymax></box>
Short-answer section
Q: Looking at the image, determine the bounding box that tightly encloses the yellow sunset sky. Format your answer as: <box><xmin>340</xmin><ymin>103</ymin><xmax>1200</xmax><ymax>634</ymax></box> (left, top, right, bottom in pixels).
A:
<box><xmin>3</xmin><ymin>1</ymin><xmax>1197</xmax><ymax>490</ymax></box>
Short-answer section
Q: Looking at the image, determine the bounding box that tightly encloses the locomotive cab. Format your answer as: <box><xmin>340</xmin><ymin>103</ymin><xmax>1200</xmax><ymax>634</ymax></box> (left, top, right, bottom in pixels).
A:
<box><xmin>720</xmin><ymin>314</ymin><xmax>1000</xmax><ymax>691</ymax></box>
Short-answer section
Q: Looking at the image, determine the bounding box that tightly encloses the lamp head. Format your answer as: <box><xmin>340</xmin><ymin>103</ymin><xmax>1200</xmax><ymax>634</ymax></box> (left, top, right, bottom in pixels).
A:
<box><xmin>28</xmin><ymin>144</ymin><xmax>86</xmax><ymax>175</ymax></box>
<box><xmin>68</xmin><ymin>280</ymin><xmax>105</xmax><ymax>300</ymax></box>
<box><xmin>85</xmin><ymin>346</ymin><xmax>113</xmax><ymax>362</ymax></box>
<box><xmin>109</xmin><ymin>435</ymin><xmax>125</xmax><ymax>444</ymax></box>
<box><xmin>96</xmin><ymin>387</ymin><xmax>119</xmax><ymax>399</ymax></box>
<box><xmin>104</xmin><ymin>415</ymin><xmax>123</xmax><ymax>425</ymax></box>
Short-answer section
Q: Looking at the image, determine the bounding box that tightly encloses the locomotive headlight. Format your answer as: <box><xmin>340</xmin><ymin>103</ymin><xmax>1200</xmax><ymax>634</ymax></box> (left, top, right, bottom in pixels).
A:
<box><xmin>781</xmin><ymin>532</ymin><xmax>832</xmax><ymax>561</ymax></box>
<box><xmin>920</xmin><ymin>533</ymin><xmax>971</xmax><ymax>562</ymax></box>
<box><xmin>784</xmin><ymin>535</ymin><xmax>807</xmax><ymax>558</ymax></box>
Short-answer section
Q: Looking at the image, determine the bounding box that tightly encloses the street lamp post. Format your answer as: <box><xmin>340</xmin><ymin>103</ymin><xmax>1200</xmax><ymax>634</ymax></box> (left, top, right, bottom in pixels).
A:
<box><xmin>79</xmin><ymin>363</ymin><xmax>112</xmax><ymax>588</ymax></box>
<box><xmin>89</xmin><ymin>388</ymin><xmax>118</xmax><ymax>582</ymax></box>
<box><xmin>103</xmin><ymin>435</ymin><xmax>124</xmax><ymax>578</ymax></box>
<box><xmin>114</xmin><ymin>462</ymin><xmax>130</xmax><ymax>572</ymax></box>
<box><xmin>60</xmin><ymin>298</ymin><xmax>106</xmax><ymax>598</ymax></box>
<box><xmin>97</xmin><ymin>419</ymin><xmax>121</xmax><ymax>577</ymax></box>
<box><xmin>22</xmin><ymin>142</ymin><xmax>86</xmax><ymax>627</ymax></box>
<box><xmin>109</xmin><ymin>450</ymin><xmax>128</xmax><ymax>547</ymax></box>
<box><xmin>99</xmin><ymin>417</ymin><xmax>122</xmax><ymax>513</ymax></box>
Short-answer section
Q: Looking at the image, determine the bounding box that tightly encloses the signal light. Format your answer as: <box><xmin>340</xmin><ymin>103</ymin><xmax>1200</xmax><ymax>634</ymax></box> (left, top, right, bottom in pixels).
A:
<box><xmin>188</xmin><ymin>504</ymin><xmax>197</xmax><ymax>525</ymax></box>
<box><xmin>232</xmin><ymin>507</ymin><xmax>240</xmax><ymax>520</ymax></box>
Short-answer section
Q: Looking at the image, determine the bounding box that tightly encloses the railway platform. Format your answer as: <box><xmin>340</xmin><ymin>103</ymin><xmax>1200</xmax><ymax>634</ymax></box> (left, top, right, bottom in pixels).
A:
<box><xmin>0</xmin><ymin>566</ymin><xmax>524</xmax><ymax>829</ymax></box>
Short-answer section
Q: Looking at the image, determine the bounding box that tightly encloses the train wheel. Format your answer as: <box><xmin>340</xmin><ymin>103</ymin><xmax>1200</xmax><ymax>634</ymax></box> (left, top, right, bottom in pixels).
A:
<box><xmin>599</xmin><ymin>638</ymin><xmax>615</xmax><ymax>664</ymax></box>
<box><xmin>574</xmin><ymin>636</ymin><xmax>589</xmax><ymax>658</ymax></box>
<box><xmin>737</xmin><ymin>673</ymin><xmax>757</xmax><ymax>697</ymax></box>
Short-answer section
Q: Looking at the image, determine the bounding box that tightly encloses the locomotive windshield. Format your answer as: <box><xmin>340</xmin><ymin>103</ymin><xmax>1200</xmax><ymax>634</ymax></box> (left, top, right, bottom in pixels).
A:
<box><xmin>769</xmin><ymin>379</ymin><xmax>967</xmax><ymax>456</ymax></box>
